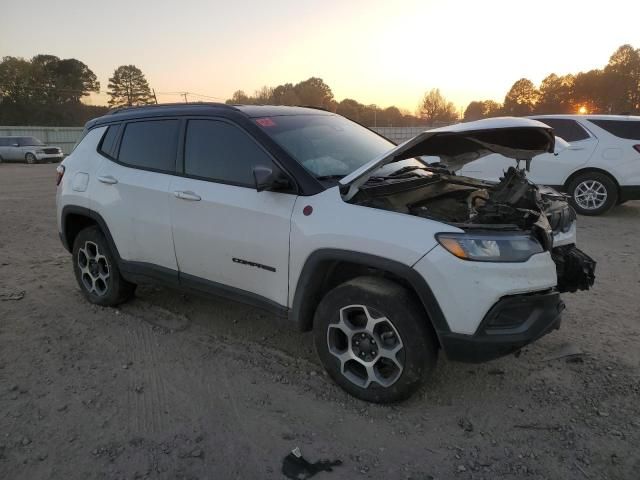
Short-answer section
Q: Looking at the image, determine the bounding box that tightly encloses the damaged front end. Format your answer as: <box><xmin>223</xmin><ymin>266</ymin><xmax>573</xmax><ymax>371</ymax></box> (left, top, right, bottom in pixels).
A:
<box><xmin>340</xmin><ymin>118</ymin><xmax>596</xmax><ymax>293</ymax></box>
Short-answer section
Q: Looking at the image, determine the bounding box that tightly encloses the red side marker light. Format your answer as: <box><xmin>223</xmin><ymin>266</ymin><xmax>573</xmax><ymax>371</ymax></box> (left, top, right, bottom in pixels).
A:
<box><xmin>303</xmin><ymin>205</ymin><xmax>313</xmax><ymax>216</ymax></box>
<box><xmin>255</xmin><ymin>117</ymin><xmax>276</xmax><ymax>127</ymax></box>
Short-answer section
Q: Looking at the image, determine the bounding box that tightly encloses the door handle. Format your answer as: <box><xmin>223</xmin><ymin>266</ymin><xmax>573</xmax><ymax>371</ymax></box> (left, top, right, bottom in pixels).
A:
<box><xmin>97</xmin><ymin>175</ymin><xmax>118</xmax><ymax>185</ymax></box>
<box><xmin>174</xmin><ymin>190</ymin><xmax>201</xmax><ymax>201</ymax></box>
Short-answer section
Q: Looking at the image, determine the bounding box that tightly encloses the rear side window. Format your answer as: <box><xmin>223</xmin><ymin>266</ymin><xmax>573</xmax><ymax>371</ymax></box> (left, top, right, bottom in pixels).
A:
<box><xmin>184</xmin><ymin>119</ymin><xmax>273</xmax><ymax>186</ymax></box>
<box><xmin>533</xmin><ymin>118</ymin><xmax>590</xmax><ymax>142</ymax></box>
<box><xmin>118</xmin><ymin>120</ymin><xmax>179</xmax><ymax>172</ymax></box>
<box><xmin>98</xmin><ymin>124</ymin><xmax>121</xmax><ymax>158</ymax></box>
<box><xmin>588</xmin><ymin>119</ymin><xmax>640</xmax><ymax>140</ymax></box>
<box><xmin>0</xmin><ymin>138</ymin><xmax>9</xmax><ymax>147</ymax></box>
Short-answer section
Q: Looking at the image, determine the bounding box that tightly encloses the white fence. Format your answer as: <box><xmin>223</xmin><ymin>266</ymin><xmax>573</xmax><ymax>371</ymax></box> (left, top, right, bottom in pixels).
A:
<box><xmin>0</xmin><ymin>126</ymin><xmax>84</xmax><ymax>154</ymax></box>
<box><xmin>0</xmin><ymin>125</ymin><xmax>434</xmax><ymax>155</ymax></box>
<box><xmin>371</xmin><ymin>127</ymin><xmax>431</xmax><ymax>144</ymax></box>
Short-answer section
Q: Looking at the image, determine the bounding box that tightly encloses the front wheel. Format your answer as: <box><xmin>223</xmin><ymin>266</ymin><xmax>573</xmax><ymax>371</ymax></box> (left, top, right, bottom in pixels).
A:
<box><xmin>25</xmin><ymin>153</ymin><xmax>36</xmax><ymax>164</ymax></box>
<box><xmin>313</xmin><ymin>276</ymin><xmax>437</xmax><ymax>403</ymax></box>
<box><xmin>567</xmin><ymin>172</ymin><xmax>617</xmax><ymax>216</ymax></box>
<box><xmin>72</xmin><ymin>226</ymin><xmax>136</xmax><ymax>306</ymax></box>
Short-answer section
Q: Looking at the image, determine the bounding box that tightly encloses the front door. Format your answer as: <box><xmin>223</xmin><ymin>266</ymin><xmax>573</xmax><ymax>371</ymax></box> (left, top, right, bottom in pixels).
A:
<box><xmin>169</xmin><ymin>119</ymin><xmax>297</xmax><ymax>307</ymax></box>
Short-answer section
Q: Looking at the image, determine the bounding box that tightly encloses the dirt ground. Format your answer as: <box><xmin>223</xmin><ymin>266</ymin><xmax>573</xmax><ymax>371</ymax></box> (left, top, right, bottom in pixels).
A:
<box><xmin>0</xmin><ymin>163</ymin><xmax>639</xmax><ymax>480</ymax></box>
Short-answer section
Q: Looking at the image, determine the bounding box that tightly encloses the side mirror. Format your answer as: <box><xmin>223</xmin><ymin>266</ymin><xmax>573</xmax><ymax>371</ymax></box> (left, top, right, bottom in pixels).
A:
<box><xmin>252</xmin><ymin>165</ymin><xmax>290</xmax><ymax>192</ymax></box>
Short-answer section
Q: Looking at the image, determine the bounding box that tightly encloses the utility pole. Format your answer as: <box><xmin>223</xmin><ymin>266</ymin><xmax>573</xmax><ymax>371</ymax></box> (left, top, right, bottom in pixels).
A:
<box><xmin>152</xmin><ymin>88</ymin><xmax>158</xmax><ymax>104</ymax></box>
<box><xmin>182</xmin><ymin>92</ymin><xmax>188</xmax><ymax>103</ymax></box>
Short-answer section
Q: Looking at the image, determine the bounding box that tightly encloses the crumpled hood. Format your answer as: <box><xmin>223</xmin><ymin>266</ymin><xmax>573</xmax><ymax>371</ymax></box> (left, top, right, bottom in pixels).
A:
<box><xmin>340</xmin><ymin>117</ymin><xmax>563</xmax><ymax>195</ymax></box>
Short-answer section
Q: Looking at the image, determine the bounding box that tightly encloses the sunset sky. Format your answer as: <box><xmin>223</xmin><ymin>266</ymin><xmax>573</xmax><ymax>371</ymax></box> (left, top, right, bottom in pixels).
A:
<box><xmin>2</xmin><ymin>0</ymin><xmax>638</xmax><ymax>112</ymax></box>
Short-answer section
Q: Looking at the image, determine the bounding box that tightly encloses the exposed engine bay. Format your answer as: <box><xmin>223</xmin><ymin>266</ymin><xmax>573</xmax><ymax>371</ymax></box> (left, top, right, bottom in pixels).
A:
<box><xmin>349</xmin><ymin>165</ymin><xmax>596</xmax><ymax>293</ymax></box>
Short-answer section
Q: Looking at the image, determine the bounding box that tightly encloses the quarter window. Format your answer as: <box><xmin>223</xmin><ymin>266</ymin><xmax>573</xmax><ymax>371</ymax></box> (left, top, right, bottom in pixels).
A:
<box><xmin>588</xmin><ymin>119</ymin><xmax>640</xmax><ymax>140</ymax></box>
<box><xmin>184</xmin><ymin>119</ymin><xmax>273</xmax><ymax>186</ymax></box>
<box><xmin>98</xmin><ymin>124</ymin><xmax>121</xmax><ymax>158</ymax></box>
<box><xmin>118</xmin><ymin>120</ymin><xmax>179</xmax><ymax>172</ymax></box>
<box><xmin>533</xmin><ymin>118</ymin><xmax>590</xmax><ymax>142</ymax></box>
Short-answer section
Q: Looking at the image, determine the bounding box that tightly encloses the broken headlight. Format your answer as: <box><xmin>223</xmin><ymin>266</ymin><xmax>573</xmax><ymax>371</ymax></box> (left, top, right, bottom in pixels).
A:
<box><xmin>436</xmin><ymin>232</ymin><xmax>544</xmax><ymax>262</ymax></box>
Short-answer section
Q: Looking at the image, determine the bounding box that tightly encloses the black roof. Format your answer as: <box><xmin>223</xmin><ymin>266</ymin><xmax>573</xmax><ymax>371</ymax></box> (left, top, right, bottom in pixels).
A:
<box><xmin>87</xmin><ymin>103</ymin><xmax>332</xmax><ymax>129</ymax></box>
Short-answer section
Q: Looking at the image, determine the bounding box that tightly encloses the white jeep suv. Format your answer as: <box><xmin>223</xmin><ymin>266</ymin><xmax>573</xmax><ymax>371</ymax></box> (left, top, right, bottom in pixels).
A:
<box><xmin>459</xmin><ymin>114</ymin><xmax>640</xmax><ymax>215</ymax></box>
<box><xmin>56</xmin><ymin>105</ymin><xmax>595</xmax><ymax>403</ymax></box>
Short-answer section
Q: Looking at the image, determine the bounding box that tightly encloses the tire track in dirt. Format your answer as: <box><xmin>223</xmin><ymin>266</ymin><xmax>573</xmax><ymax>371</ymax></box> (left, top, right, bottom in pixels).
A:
<box><xmin>118</xmin><ymin>303</ymin><xmax>173</xmax><ymax>436</ymax></box>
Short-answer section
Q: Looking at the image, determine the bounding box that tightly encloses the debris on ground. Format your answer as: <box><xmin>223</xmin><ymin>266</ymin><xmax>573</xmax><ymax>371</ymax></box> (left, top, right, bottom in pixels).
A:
<box><xmin>282</xmin><ymin>447</ymin><xmax>342</xmax><ymax>479</ymax></box>
<box><xmin>542</xmin><ymin>343</ymin><xmax>585</xmax><ymax>362</ymax></box>
<box><xmin>0</xmin><ymin>290</ymin><xmax>25</xmax><ymax>301</ymax></box>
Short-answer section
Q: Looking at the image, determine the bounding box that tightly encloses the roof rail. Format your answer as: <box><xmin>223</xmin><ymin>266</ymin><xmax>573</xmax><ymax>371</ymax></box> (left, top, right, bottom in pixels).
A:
<box><xmin>108</xmin><ymin>102</ymin><xmax>227</xmax><ymax>115</ymax></box>
<box><xmin>295</xmin><ymin>105</ymin><xmax>330</xmax><ymax>112</ymax></box>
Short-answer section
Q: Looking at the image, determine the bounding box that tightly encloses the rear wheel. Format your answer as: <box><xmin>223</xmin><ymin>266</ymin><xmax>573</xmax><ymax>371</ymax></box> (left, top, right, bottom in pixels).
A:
<box><xmin>25</xmin><ymin>153</ymin><xmax>36</xmax><ymax>164</ymax></box>
<box><xmin>313</xmin><ymin>276</ymin><xmax>437</xmax><ymax>403</ymax></box>
<box><xmin>567</xmin><ymin>172</ymin><xmax>617</xmax><ymax>216</ymax></box>
<box><xmin>72</xmin><ymin>226</ymin><xmax>136</xmax><ymax>306</ymax></box>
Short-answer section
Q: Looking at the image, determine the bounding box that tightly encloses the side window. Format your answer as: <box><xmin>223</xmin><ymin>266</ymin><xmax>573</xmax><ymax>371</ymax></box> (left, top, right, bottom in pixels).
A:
<box><xmin>533</xmin><ymin>118</ymin><xmax>590</xmax><ymax>142</ymax></box>
<box><xmin>184</xmin><ymin>119</ymin><xmax>273</xmax><ymax>186</ymax></box>
<box><xmin>98</xmin><ymin>124</ymin><xmax>121</xmax><ymax>158</ymax></box>
<box><xmin>118</xmin><ymin>119</ymin><xmax>179</xmax><ymax>172</ymax></box>
<box><xmin>588</xmin><ymin>119</ymin><xmax>640</xmax><ymax>140</ymax></box>
<box><xmin>0</xmin><ymin>138</ymin><xmax>8</xmax><ymax>147</ymax></box>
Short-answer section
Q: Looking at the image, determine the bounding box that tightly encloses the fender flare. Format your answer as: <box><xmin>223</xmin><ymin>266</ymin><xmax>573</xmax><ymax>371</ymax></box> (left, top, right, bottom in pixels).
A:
<box><xmin>289</xmin><ymin>249</ymin><xmax>450</xmax><ymax>338</ymax></box>
<box><xmin>60</xmin><ymin>205</ymin><xmax>122</xmax><ymax>261</ymax></box>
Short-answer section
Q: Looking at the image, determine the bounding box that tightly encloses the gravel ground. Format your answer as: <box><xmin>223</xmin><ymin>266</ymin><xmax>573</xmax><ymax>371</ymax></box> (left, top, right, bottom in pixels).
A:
<box><xmin>1</xmin><ymin>163</ymin><xmax>639</xmax><ymax>480</ymax></box>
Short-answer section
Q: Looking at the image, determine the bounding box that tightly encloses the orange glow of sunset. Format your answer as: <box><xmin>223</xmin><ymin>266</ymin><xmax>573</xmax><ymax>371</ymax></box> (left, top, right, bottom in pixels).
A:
<box><xmin>2</xmin><ymin>0</ymin><xmax>638</xmax><ymax>112</ymax></box>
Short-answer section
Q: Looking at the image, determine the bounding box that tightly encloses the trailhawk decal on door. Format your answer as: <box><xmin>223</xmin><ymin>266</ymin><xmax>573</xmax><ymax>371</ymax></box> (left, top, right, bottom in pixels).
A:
<box><xmin>232</xmin><ymin>257</ymin><xmax>276</xmax><ymax>273</ymax></box>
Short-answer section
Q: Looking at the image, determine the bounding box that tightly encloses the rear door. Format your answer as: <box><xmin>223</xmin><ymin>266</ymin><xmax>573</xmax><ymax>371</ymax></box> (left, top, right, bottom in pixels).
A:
<box><xmin>169</xmin><ymin>118</ymin><xmax>297</xmax><ymax>307</ymax></box>
<box><xmin>526</xmin><ymin>118</ymin><xmax>598</xmax><ymax>185</ymax></box>
<box><xmin>92</xmin><ymin>119</ymin><xmax>179</xmax><ymax>272</ymax></box>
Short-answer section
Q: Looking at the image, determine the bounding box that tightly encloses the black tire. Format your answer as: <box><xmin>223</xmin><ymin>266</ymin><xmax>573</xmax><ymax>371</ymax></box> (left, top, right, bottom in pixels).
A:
<box><xmin>567</xmin><ymin>172</ymin><xmax>617</xmax><ymax>216</ymax></box>
<box><xmin>25</xmin><ymin>153</ymin><xmax>37</xmax><ymax>164</ymax></box>
<box><xmin>72</xmin><ymin>226</ymin><xmax>136</xmax><ymax>306</ymax></box>
<box><xmin>313</xmin><ymin>276</ymin><xmax>437</xmax><ymax>403</ymax></box>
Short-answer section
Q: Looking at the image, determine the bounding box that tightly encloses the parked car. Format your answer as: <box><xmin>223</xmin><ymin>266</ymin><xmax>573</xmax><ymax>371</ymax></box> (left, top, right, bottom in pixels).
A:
<box><xmin>0</xmin><ymin>136</ymin><xmax>64</xmax><ymax>164</ymax></box>
<box><xmin>56</xmin><ymin>104</ymin><xmax>595</xmax><ymax>403</ymax></box>
<box><xmin>459</xmin><ymin>115</ymin><xmax>640</xmax><ymax>215</ymax></box>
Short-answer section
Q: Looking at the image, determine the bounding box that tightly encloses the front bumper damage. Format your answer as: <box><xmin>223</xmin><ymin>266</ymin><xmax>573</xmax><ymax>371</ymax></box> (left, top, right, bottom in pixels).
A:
<box><xmin>432</xmin><ymin>244</ymin><xmax>595</xmax><ymax>364</ymax></box>
<box><xmin>552</xmin><ymin>245</ymin><xmax>596</xmax><ymax>293</ymax></box>
<box><xmin>440</xmin><ymin>290</ymin><xmax>565</xmax><ymax>362</ymax></box>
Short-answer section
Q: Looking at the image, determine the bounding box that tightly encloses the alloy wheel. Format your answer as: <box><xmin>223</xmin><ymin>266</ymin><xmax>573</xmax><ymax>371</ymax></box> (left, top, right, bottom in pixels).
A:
<box><xmin>574</xmin><ymin>180</ymin><xmax>608</xmax><ymax>210</ymax></box>
<box><xmin>77</xmin><ymin>241</ymin><xmax>110</xmax><ymax>296</ymax></box>
<box><xmin>326</xmin><ymin>304</ymin><xmax>404</xmax><ymax>388</ymax></box>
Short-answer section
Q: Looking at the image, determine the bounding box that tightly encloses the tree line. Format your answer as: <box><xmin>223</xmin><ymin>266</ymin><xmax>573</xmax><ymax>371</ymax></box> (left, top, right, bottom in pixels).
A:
<box><xmin>0</xmin><ymin>56</ymin><xmax>155</xmax><ymax>126</ymax></box>
<box><xmin>0</xmin><ymin>43</ymin><xmax>637</xmax><ymax>126</ymax></box>
<box><xmin>463</xmin><ymin>44</ymin><xmax>640</xmax><ymax>121</ymax></box>
<box><xmin>226</xmin><ymin>78</ymin><xmax>427</xmax><ymax>127</ymax></box>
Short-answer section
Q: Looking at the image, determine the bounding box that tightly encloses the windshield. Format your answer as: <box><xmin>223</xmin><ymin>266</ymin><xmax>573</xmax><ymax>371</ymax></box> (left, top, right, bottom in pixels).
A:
<box><xmin>20</xmin><ymin>137</ymin><xmax>44</xmax><ymax>146</ymax></box>
<box><xmin>255</xmin><ymin>114</ymin><xmax>399</xmax><ymax>178</ymax></box>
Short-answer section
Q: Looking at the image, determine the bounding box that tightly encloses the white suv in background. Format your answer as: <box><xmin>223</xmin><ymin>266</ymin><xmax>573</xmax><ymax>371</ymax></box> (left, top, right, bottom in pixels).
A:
<box><xmin>0</xmin><ymin>136</ymin><xmax>64</xmax><ymax>164</ymax></box>
<box><xmin>459</xmin><ymin>115</ymin><xmax>640</xmax><ymax>215</ymax></box>
<box><xmin>56</xmin><ymin>105</ymin><xmax>595</xmax><ymax>403</ymax></box>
